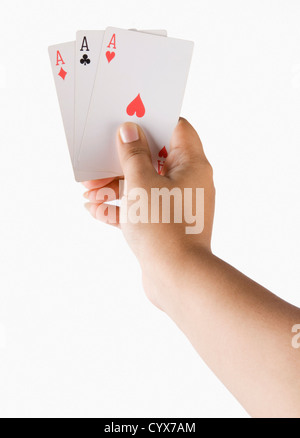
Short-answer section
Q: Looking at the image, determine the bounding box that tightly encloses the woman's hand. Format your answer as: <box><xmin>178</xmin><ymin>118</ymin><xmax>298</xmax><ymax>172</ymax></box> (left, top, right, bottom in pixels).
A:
<box><xmin>83</xmin><ymin>118</ymin><xmax>215</xmax><ymax>308</ymax></box>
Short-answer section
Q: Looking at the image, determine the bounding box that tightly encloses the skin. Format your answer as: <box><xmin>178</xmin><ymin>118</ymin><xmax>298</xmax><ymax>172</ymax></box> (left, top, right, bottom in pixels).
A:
<box><xmin>83</xmin><ymin>118</ymin><xmax>300</xmax><ymax>418</ymax></box>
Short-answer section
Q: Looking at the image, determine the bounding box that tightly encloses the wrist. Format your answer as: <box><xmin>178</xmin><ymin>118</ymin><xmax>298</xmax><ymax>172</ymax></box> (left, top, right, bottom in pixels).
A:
<box><xmin>140</xmin><ymin>242</ymin><xmax>212</xmax><ymax>312</ymax></box>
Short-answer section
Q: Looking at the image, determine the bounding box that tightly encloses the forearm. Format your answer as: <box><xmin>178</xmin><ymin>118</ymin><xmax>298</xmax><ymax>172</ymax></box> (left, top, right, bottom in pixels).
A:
<box><xmin>149</xmin><ymin>248</ymin><xmax>300</xmax><ymax>418</ymax></box>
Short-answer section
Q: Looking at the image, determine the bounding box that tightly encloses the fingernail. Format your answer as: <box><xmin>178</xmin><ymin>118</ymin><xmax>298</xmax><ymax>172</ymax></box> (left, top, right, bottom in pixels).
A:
<box><xmin>83</xmin><ymin>191</ymin><xmax>90</xmax><ymax>199</ymax></box>
<box><xmin>119</xmin><ymin>123</ymin><xmax>139</xmax><ymax>144</ymax></box>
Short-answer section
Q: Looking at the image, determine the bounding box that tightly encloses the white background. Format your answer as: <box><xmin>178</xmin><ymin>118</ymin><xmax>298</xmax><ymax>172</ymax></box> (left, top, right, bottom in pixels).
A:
<box><xmin>0</xmin><ymin>0</ymin><xmax>300</xmax><ymax>418</ymax></box>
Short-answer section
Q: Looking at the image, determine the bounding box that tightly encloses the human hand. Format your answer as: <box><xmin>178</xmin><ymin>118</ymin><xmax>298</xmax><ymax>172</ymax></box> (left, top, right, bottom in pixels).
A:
<box><xmin>83</xmin><ymin>118</ymin><xmax>215</xmax><ymax>308</ymax></box>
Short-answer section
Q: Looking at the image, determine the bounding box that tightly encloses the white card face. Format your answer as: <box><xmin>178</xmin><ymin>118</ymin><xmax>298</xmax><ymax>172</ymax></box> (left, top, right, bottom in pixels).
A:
<box><xmin>74</xmin><ymin>29</ymin><xmax>168</xmax><ymax>172</ymax></box>
<box><xmin>79</xmin><ymin>27</ymin><xmax>194</xmax><ymax>175</ymax></box>
<box><xmin>48</xmin><ymin>42</ymin><xmax>75</xmax><ymax>163</ymax></box>
<box><xmin>49</xmin><ymin>41</ymin><xmax>114</xmax><ymax>181</ymax></box>
<box><xmin>75</xmin><ymin>31</ymin><xmax>104</xmax><ymax>168</ymax></box>
<box><xmin>49</xmin><ymin>30</ymin><xmax>170</xmax><ymax>181</ymax></box>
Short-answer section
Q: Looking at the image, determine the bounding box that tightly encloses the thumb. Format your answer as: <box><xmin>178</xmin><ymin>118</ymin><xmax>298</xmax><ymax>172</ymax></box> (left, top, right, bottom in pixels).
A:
<box><xmin>117</xmin><ymin>122</ymin><xmax>156</xmax><ymax>183</ymax></box>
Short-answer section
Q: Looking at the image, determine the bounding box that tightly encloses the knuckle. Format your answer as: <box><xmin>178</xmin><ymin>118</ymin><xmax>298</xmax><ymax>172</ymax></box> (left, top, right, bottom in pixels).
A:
<box><xmin>126</xmin><ymin>146</ymin><xmax>147</xmax><ymax>160</ymax></box>
<box><xmin>124</xmin><ymin>147</ymin><xmax>153</xmax><ymax>179</ymax></box>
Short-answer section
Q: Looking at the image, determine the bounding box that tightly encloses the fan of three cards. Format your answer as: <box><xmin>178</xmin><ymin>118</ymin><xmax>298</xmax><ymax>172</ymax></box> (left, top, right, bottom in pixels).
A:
<box><xmin>49</xmin><ymin>27</ymin><xmax>194</xmax><ymax>182</ymax></box>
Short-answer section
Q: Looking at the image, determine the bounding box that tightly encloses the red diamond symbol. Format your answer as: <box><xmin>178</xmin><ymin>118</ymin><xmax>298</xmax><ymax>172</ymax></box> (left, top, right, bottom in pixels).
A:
<box><xmin>58</xmin><ymin>68</ymin><xmax>67</xmax><ymax>80</ymax></box>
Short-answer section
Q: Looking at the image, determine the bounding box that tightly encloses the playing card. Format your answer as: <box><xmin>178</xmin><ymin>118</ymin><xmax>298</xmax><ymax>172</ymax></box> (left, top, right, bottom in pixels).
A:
<box><xmin>49</xmin><ymin>41</ymin><xmax>113</xmax><ymax>181</ymax></box>
<box><xmin>48</xmin><ymin>42</ymin><xmax>75</xmax><ymax>165</ymax></box>
<box><xmin>79</xmin><ymin>27</ymin><xmax>194</xmax><ymax>176</ymax></box>
<box><xmin>74</xmin><ymin>29</ymin><xmax>168</xmax><ymax>174</ymax></box>
<box><xmin>75</xmin><ymin>31</ymin><xmax>103</xmax><ymax>169</ymax></box>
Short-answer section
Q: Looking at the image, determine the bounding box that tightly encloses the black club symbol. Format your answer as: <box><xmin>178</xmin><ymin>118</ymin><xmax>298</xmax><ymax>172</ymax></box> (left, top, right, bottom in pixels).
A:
<box><xmin>80</xmin><ymin>54</ymin><xmax>91</xmax><ymax>65</ymax></box>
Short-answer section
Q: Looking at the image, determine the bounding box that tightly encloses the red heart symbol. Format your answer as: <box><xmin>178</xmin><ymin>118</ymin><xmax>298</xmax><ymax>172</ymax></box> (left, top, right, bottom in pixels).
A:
<box><xmin>126</xmin><ymin>94</ymin><xmax>146</xmax><ymax>118</ymax></box>
<box><xmin>159</xmin><ymin>146</ymin><xmax>168</xmax><ymax>159</ymax></box>
<box><xmin>106</xmin><ymin>51</ymin><xmax>115</xmax><ymax>63</ymax></box>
